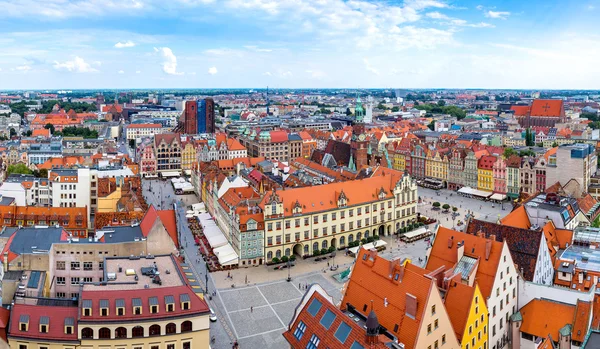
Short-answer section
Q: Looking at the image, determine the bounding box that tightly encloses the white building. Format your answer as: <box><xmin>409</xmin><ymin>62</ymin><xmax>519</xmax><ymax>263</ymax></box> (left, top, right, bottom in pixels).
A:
<box><xmin>126</xmin><ymin>123</ymin><xmax>166</xmax><ymax>141</ymax></box>
<box><xmin>49</xmin><ymin>168</ymin><xmax>91</xmax><ymax>222</ymax></box>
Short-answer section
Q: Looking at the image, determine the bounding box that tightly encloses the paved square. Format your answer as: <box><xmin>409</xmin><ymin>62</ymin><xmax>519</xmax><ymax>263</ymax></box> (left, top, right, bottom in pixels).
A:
<box><xmin>258</xmin><ymin>281</ymin><xmax>303</xmax><ymax>304</ymax></box>
<box><xmin>219</xmin><ymin>287</ymin><xmax>267</xmax><ymax>312</ymax></box>
<box><xmin>229</xmin><ymin>307</ymin><xmax>284</xmax><ymax>338</ymax></box>
<box><xmin>218</xmin><ymin>271</ymin><xmax>345</xmax><ymax>349</ymax></box>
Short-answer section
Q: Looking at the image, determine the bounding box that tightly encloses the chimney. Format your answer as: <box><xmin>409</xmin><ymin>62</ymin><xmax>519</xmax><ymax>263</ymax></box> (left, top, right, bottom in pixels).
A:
<box><xmin>485</xmin><ymin>239</ymin><xmax>492</xmax><ymax>261</ymax></box>
<box><xmin>490</xmin><ymin>234</ymin><xmax>496</xmax><ymax>241</ymax></box>
<box><xmin>405</xmin><ymin>293</ymin><xmax>418</xmax><ymax>319</ymax></box>
<box><xmin>457</xmin><ymin>241</ymin><xmax>465</xmax><ymax>262</ymax></box>
<box><xmin>578</xmin><ymin>272</ymin><xmax>584</xmax><ymax>285</ymax></box>
<box><xmin>448</xmin><ymin>236</ymin><xmax>454</xmax><ymax>248</ymax></box>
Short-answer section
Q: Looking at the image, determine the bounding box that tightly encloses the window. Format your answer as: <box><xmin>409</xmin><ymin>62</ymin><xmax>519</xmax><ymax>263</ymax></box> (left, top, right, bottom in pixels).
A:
<box><xmin>83</xmin><ymin>277</ymin><xmax>92</xmax><ymax>283</ymax></box>
<box><xmin>166</xmin><ymin>323</ymin><xmax>176</xmax><ymax>334</ymax></box>
<box><xmin>427</xmin><ymin>324</ymin><xmax>431</xmax><ymax>334</ymax></box>
<box><xmin>71</xmin><ymin>277</ymin><xmax>80</xmax><ymax>285</ymax></box>
<box><xmin>432</xmin><ymin>305</ymin><xmax>436</xmax><ymax>315</ymax></box>
<box><xmin>334</xmin><ymin>322</ymin><xmax>352</xmax><ymax>343</ymax></box>
<box><xmin>307</xmin><ymin>299</ymin><xmax>322</xmax><ymax>316</ymax></box>
<box><xmin>307</xmin><ymin>334</ymin><xmax>320</xmax><ymax>349</ymax></box>
<box><xmin>442</xmin><ymin>334</ymin><xmax>446</xmax><ymax>344</ymax></box>
<box><xmin>294</xmin><ymin>321</ymin><xmax>307</xmax><ymax>340</ymax></box>
<box><xmin>320</xmin><ymin>309</ymin><xmax>336</xmax><ymax>330</ymax></box>
<box><xmin>98</xmin><ymin>261</ymin><xmax>104</xmax><ymax>270</ymax></box>
<box><xmin>149</xmin><ymin>324</ymin><xmax>161</xmax><ymax>336</ymax></box>
<box><xmin>99</xmin><ymin>327</ymin><xmax>111</xmax><ymax>339</ymax></box>
<box><xmin>81</xmin><ymin>327</ymin><xmax>93</xmax><ymax>339</ymax></box>
<box><xmin>56</xmin><ymin>261</ymin><xmax>65</xmax><ymax>270</ymax></box>
<box><xmin>83</xmin><ymin>262</ymin><xmax>93</xmax><ymax>270</ymax></box>
<box><xmin>57</xmin><ymin>277</ymin><xmax>66</xmax><ymax>285</ymax></box>
<box><xmin>181</xmin><ymin>320</ymin><xmax>192</xmax><ymax>332</ymax></box>
<box><xmin>115</xmin><ymin>327</ymin><xmax>127</xmax><ymax>338</ymax></box>
<box><xmin>314</xmin><ymin>216</ymin><xmax>318</xmax><ymax>224</ymax></box>
<box><xmin>435</xmin><ymin>340</ymin><xmax>439</xmax><ymax>349</ymax></box>
<box><xmin>167</xmin><ymin>345</ymin><xmax>175</xmax><ymax>349</ymax></box>
<box><xmin>71</xmin><ymin>262</ymin><xmax>80</xmax><ymax>270</ymax></box>
<box><xmin>434</xmin><ymin>319</ymin><xmax>438</xmax><ymax>329</ymax></box>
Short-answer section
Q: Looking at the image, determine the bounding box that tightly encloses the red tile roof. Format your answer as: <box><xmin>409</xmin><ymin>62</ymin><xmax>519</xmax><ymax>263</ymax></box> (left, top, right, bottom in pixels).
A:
<box><xmin>140</xmin><ymin>205</ymin><xmax>158</xmax><ymax>237</ymax></box>
<box><xmin>530</xmin><ymin>99</ymin><xmax>564</xmax><ymax>117</ymax></box>
<box><xmin>8</xmin><ymin>304</ymin><xmax>78</xmax><ymax>342</ymax></box>
<box><xmin>510</xmin><ymin>105</ymin><xmax>530</xmax><ymax>117</ymax></box>
<box><xmin>519</xmin><ymin>299</ymin><xmax>575</xmax><ymax>340</ymax></box>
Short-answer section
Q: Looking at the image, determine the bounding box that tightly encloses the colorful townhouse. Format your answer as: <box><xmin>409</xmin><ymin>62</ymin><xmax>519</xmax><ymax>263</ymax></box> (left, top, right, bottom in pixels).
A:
<box><xmin>492</xmin><ymin>156</ymin><xmax>507</xmax><ymax>194</ymax></box>
<box><xmin>477</xmin><ymin>155</ymin><xmax>496</xmax><ymax>192</ymax></box>
<box><xmin>505</xmin><ymin>155</ymin><xmax>521</xmax><ymax>200</ymax></box>
<box><xmin>445</xmin><ymin>282</ymin><xmax>489</xmax><ymax>349</ymax></box>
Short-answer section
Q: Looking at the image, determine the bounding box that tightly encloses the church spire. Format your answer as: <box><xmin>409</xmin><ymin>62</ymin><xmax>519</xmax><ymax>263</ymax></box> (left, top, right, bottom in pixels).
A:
<box><xmin>355</xmin><ymin>94</ymin><xmax>364</xmax><ymax>123</ymax></box>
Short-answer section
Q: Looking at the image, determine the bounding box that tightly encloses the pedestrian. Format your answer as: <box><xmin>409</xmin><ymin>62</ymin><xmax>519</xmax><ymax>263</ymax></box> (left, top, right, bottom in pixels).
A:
<box><xmin>250</xmin><ymin>306</ymin><xmax>253</xmax><ymax>313</ymax></box>
<box><xmin>299</xmin><ymin>283</ymin><xmax>301</xmax><ymax>289</ymax></box>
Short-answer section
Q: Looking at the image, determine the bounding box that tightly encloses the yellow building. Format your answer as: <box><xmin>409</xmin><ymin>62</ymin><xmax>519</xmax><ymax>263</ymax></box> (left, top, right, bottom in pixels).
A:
<box><xmin>445</xmin><ymin>283</ymin><xmax>489</xmax><ymax>349</ymax></box>
<box><xmin>260</xmin><ymin>169</ymin><xmax>418</xmax><ymax>260</ymax></box>
<box><xmin>8</xmin><ymin>255</ymin><xmax>211</xmax><ymax>349</ymax></box>
<box><xmin>426</xmin><ymin>151</ymin><xmax>449</xmax><ymax>183</ymax></box>
<box><xmin>391</xmin><ymin>150</ymin><xmax>406</xmax><ymax>172</ymax></box>
<box><xmin>477</xmin><ymin>155</ymin><xmax>495</xmax><ymax>192</ymax></box>
<box><xmin>181</xmin><ymin>141</ymin><xmax>197</xmax><ymax>172</ymax></box>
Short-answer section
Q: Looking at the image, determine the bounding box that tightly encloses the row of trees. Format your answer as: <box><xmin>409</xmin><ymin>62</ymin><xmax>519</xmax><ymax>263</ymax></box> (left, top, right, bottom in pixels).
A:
<box><xmin>432</xmin><ymin>202</ymin><xmax>458</xmax><ymax>213</ymax></box>
<box><xmin>6</xmin><ymin>163</ymin><xmax>48</xmax><ymax>178</ymax></box>
<box><xmin>413</xmin><ymin>103</ymin><xmax>467</xmax><ymax>120</ymax></box>
<box><xmin>39</xmin><ymin>100</ymin><xmax>96</xmax><ymax>113</ymax></box>
<box><xmin>44</xmin><ymin>125</ymin><xmax>98</xmax><ymax>139</ymax></box>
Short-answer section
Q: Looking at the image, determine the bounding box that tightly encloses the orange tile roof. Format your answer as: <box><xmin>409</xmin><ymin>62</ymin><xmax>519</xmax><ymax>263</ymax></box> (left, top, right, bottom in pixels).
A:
<box><xmin>128</xmin><ymin>123</ymin><xmax>162</xmax><ymax>128</ymax></box>
<box><xmin>260</xmin><ymin>169</ymin><xmax>406</xmax><ymax>217</ymax></box>
<box><xmin>31</xmin><ymin>129</ymin><xmax>50</xmax><ymax>137</ymax></box>
<box><xmin>510</xmin><ymin>105</ymin><xmax>530</xmax><ymax>117</ymax></box>
<box><xmin>341</xmin><ymin>249</ymin><xmax>436</xmax><ymax>349</ymax></box>
<box><xmin>519</xmin><ymin>299</ymin><xmax>574</xmax><ymax>340</ymax></box>
<box><xmin>443</xmin><ymin>281</ymin><xmax>476</xmax><ymax>342</ymax></box>
<box><xmin>499</xmin><ymin>205</ymin><xmax>531</xmax><ymax>229</ymax></box>
<box><xmin>157</xmin><ymin>210</ymin><xmax>179</xmax><ymax>248</ymax></box>
<box><xmin>530</xmin><ymin>99</ymin><xmax>564</xmax><ymax>117</ymax></box>
<box><xmin>226</xmin><ymin>138</ymin><xmax>246</xmax><ymax>151</ymax></box>
<box><xmin>544</xmin><ymin>147</ymin><xmax>558</xmax><ymax>161</ymax></box>
<box><xmin>37</xmin><ymin>156</ymin><xmax>85</xmax><ymax>170</ymax></box>
<box><xmin>573</xmin><ymin>299</ymin><xmax>592</xmax><ymax>342</ymax></box>
<box><xmin>426</xmin><ymin>227</ymin><xmax>504</xmax><ymax>299</ymax></box>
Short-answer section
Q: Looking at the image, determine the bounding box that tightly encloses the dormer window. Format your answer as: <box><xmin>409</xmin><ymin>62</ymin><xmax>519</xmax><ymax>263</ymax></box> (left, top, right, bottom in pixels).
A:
<box><xmin>64</xmin><ymin>317</ymin><xmax>74</xmax><ymax>335</ymax></box>
<box><xmin>180</xmin><ymin>294</ymin><xmax>191</xmax><ymax>310</ymax></box>
<box><xmin>39</xmin><ymin>316</ymin><xmax>49</xmax><ymax>333</ymax></box>
<box><xmin>82</xmin><ymin>300</ymin><xmax>92</xmax><ymax>317</ymax></box>
<box><xmin>100</xmin><ymin>299</ymin><xmax>109</xmax><ymax>316</ymax></box>
<box><xmin>19</xmin><ymin>314</ymin><xmax>29</xmax><ymax>331</ymax></box>
<box><xmin>271</xmin><ymin>203</ymin><xmax>277</xmax><ymax>215</ymax></box>
<box><xmin>149</xmin><ymin>297</ymin><xmax>159</xmax><ymax>314</ymax></box>
<box><xmin>165</xmin><ymin>295</ymin><xmax>175</xmax><ymax>312</ymax></box>
<box><xmin>132</xmin><ymin>298</ymin><xmax>142</xmax><ymax>315</ymax></box>
<box><xmin>116</xmin><ymin>299</ymin><xmax>125</xmax><ymax>316</ymax></box>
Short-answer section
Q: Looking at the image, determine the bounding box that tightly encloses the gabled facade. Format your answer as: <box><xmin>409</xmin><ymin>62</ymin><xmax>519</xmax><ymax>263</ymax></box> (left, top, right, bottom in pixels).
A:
<box><xmin>463</xmin><ymin>151</ymin><xmax>478</xmax><ymax>189</ymax></box>
<box><xmin>493</xmin><ymin>156</ymin><xmax>507</xmax><ymax>194</ymax></box>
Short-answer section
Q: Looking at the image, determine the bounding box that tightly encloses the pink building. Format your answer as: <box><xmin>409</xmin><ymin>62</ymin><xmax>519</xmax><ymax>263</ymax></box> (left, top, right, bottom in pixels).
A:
<box><xmin>138</xmin><ymin>141</ymin><xmax>157</xmax><ymax>177</ymax></box>
<box><xmin>493</xmin><ymin>156</ymin><xmax>507</xmax><ymax>194</ymax></box>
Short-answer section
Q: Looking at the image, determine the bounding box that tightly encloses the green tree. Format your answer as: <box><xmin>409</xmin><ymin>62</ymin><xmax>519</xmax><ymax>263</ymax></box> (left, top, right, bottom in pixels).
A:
<box><xmin>6</xmin><ymin>163</ymin><xmax>33</xmax><ymax>177</ymax></box>
<box><xmin>503</xmin><ymin>147</ymin><xmax>517</xmax><ymax>158</ymax></box>
<box><xmin>129</xmin><ymin>139</ymin><xmax>136</xmax><ymax>148</ymax></box>
<box><xmin>442</xmin><ymin>204</ymin><xmax>450</xmax><ymax>211</ymax></box>
<box><xmin>9</xmin><ymin>128</ymin><xmax>16</xmax><ymax>137</ymax></box>
<box><xmin>391</xmin><ymin>106</ymin><xmax>400</xmax><ymax>112</ymax></box>
<box><xmin>44</xmin><ymin>123</ymin><xmax>55</xmax><ymax>134</ymax></box>
<box><xmin>437</xmin><ymin>100</ymin><xmax>446</xmax><ymax>106</ymax></box>
<box><xmin>432</xmin><ymin>202</ymin><xmax>441</xmax><ymax>208</ymax></box>
<box><xmin>452</xmin><ymin>206</ymin><xmax>458</xmax><ymax>212</ymax></box>
<box><xmin>346</xmin><ymin>107</ymin><xmax>352</xmax><ymax>116</ymax></box>
<box><xmin>552</xmin><ymin>142</ymin><xmax>558</xmax><ymax>147</ymax></box>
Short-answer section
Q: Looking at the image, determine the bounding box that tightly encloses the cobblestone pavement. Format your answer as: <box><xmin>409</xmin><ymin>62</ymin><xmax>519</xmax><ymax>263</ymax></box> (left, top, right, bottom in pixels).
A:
<box><xmin>417</xmin><ymin>187</ymin><xmax>511</xmax><ymax>230</ymax></box>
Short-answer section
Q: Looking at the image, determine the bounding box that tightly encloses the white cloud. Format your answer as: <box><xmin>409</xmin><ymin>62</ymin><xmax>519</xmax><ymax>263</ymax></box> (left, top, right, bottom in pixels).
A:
<box><xmin>53</xmin><ymin>56</ymin><xmax>98</xmax><ymax>73</ymax></box>
<box><xmin>263</xmin><ymin>72</ymin><xmax>272</xmax><ymax>76</ymax></box>
<box><xmin>118</xmin><ymin>70</ymin><xmax>125</xmax><ymax>74</ymax></box>
<box><xmin>244</xmin><ymin>45</ymin><xmax>273</xmax><ymax>52</ymax></box>
<box><xmin>363</xmin><ymin>58</ymin><xmax>380</xmax><ymax>76</ymax></box>
<box><xmin>485</xmin><ymin>10</ymin><xmax>510</xmax><ymax>19</ymax></box>
<box><xmin>15</xmin><ymin>65</ymin><xmax>31</xmax><ymax>71</ymax></box>
<box><xmin>136</xmin><ymin>70</ymin><xmax>141</xmax><ymax>74</ymax></box>
<box><xmin>208</xmin><ymin>66</ymin><xmax>218</xmax><ymax>75</ymax></box>
<box><xmin>157</xmin><ymin>47</ymin><xmax>183</xmax><ymax>75</ymax></box>
<box><xmin>114</xmin><ymin>40</ymin><xmax>136</xmax><ymax>48</ymax></box>
<box><xmin>426</xmin><ymin>11</ymin><xmax>450</xmax><ymax>19</ymax></box>
<box><xmin>476</xmin><ymin>5</ymin><xmax>484</xmax><ymax>10</ymax></box>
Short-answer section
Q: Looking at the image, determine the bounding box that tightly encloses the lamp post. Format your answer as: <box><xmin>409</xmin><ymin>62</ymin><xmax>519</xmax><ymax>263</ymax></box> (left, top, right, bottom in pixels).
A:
<box><xmin>205</xmin><ymin>263</ymin><xmax>209</xmax><ymax>294</ymax></box>
<box><xmin>286</xmin><ymin>260</ymin><xmax>291</xmax><ymax>282</ymax></box>
<box><xmin>452</xmin><ymin>214</ymin><xmax>456</xmax><ymax>230</ymax></box>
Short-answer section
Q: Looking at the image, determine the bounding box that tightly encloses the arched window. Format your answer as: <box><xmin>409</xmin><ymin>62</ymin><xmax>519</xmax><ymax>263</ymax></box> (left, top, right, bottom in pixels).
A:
<box><xmin>99</xmin><ymin>327</ymin><xmax>111</xmax><ymax>339</ymax></box>
<box><xmin>181</xmin><ymin>320</ymin><xmax>193</xmax><ymax>332</ymax></box>
<box><xmin>312</xmin><ymin>242</ymin><xmax>318</xmax><ymax>252</ymax></box>
<box><xmin>81</xmin><ymin>327</ymin><xmax>94</xmax><ymax>339</ymax></box>
<box><xmin>115</xmin><ymin>327</ymin><xmax>127</xmax><ymax>339</ymax></box>
<box><xmin>322</xmin><ymin>240</ymin><xmax>328</xmax><ymax>249</ymax></box>
<box><xmin>132</xmin><ymin>326</ymin><xmax>144</xmax><ymax>338</ymax></box>
<box><xmin>348</xmin><ymin>234</ymin><xmax>354</xmax><ymax>243</ymax></box>
<box><xmin>166</xmin><ymin>323</ymin><xmax>177</xmax><ymax>335</ymax></box>
<box><xmin>340</xmin><ymin>236</ymin><xmax>346</xmax><ymax>246</ymax></box>
<box><xmin>365</xmin><ymin>231</ymin><xmax>370</xmax><ymax>238</ymax></box>
<box><xmin>267</xmin><ymin>251</ymin><xmax>273</xmax><ymax>260</ymax></box>
<box><xmin>275</xmin><ymin>250</ymin><xmax>281</xmax><ymax>258</ymax></box>
<box><xmin>356</xmin><ymin>232</ymin><xmax>362</xmax><ymax>241</ymax></box>
<box><xmin>285</xmin><ymin>248</ymin><xmax>290</xmax><ymax>256</ymax></box>
<box><xmin>149</xmin><ymin>324</ymin><xmax>161</xmax><ymax>336</ymax></box>
<box><xmin>304</xmin><ymin>245</ymin><xmax>309</xmax><ymax>253</ymax></box>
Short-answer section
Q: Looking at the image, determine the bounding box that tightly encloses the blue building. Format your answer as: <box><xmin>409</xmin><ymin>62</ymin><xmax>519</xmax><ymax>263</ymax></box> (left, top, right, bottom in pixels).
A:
<box><xmin>197</xmin><ymin>99</ymin><xmax>207</xmax><ymax>134</ymax></box>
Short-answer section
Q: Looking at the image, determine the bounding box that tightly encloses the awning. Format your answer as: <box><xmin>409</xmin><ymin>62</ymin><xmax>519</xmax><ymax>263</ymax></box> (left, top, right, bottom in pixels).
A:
<box><xmin>471</xmin><ymin>189</ymin><xmax>493</xmax><ymax>198</ymax></box>
<box><xmin>362</xmin><ymin>240</ymin><xmax>388</xmax><ymax>250</ymax></box>
<box><xmin>403</xmin><ymin>227</ymin><xmax>431</xmax><ymax>239</ymax></box>
<box><xmin>490</xmin><ymin>193</ymin><xmax>506</xmax><ymax>201</ymax></box>
<box><xmin>458</xmin><ymin>187</ymin><xmax>474</xmax><ymax>195</ymax></box>
<box><xmin>161</xmin><ymin>171</ymin><xmax>181</xmax><ymax>178</ymax></box>
<box><xmin>214</xmin><ymin>244</ymin><xmax>239</xmax><ymax>266</ymax></box>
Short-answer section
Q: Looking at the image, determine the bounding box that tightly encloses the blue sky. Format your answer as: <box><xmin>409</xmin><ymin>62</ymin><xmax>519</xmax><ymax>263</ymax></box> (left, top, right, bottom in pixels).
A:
<box><xmin>0</xmin><ymin>0</ymin><xmax>598</xmax><ymax>90</ymax></box>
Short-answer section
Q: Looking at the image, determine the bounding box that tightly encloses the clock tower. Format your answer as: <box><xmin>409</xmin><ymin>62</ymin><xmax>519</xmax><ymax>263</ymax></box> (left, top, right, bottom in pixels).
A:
<box><xmin>351</xmin><ymin>96</ymin><xmax>368</xmax><ymax>169</ymax></box>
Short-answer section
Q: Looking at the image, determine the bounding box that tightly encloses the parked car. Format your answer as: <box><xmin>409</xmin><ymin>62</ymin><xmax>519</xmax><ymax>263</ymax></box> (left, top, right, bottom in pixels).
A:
<box><xmin>209</xmin><ymin>308</ymin><xmax>217</xmax><ymax>322</ymax></box>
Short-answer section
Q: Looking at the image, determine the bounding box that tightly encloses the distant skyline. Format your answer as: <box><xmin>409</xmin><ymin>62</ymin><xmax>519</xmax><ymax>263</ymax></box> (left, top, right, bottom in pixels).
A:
<box><xmin>0</xmin><ymin>0</ymin><xmax>599</xmax><ymax>90</ymax></box>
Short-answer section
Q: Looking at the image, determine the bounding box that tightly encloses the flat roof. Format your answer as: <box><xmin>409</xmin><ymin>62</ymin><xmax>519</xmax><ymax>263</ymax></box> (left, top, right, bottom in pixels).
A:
<box><xmin>560</xmin><ymin>246</ymin><xmax>600</xmax><ymax>273</ymax></box>
<box><xmin>83</xmin><ymin>255</ymin><xmax>185</xmax><ymax>291</ymax></box>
